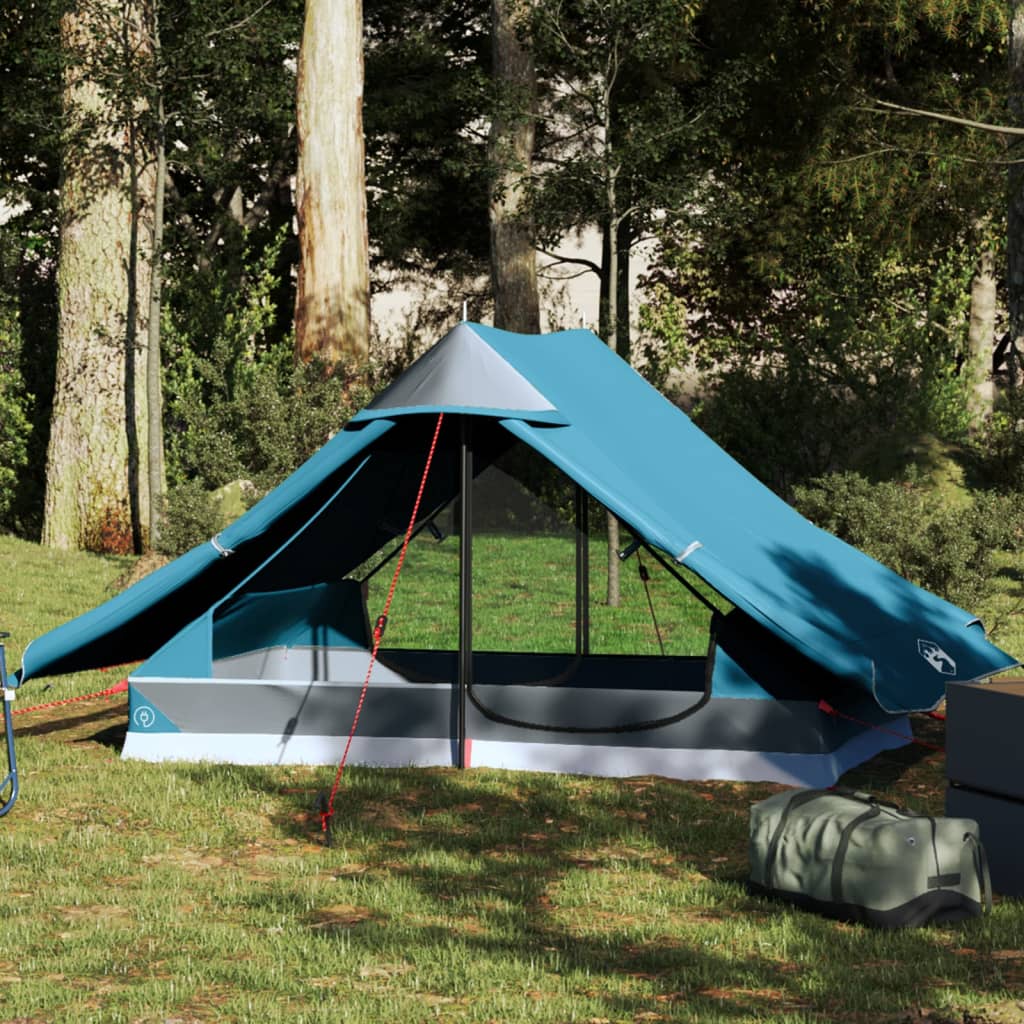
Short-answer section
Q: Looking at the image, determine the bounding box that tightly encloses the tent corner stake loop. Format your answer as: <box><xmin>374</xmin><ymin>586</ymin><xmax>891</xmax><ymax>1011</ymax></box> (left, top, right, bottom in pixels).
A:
<box><xmin>617</xmin><ymin>538</ymin><xmax>642</xmax><ymax>562</ymax></box>
<box><xmin>210</xmin><ymin>534</ymin><xmax>235</xmax><ymax>558</ymax></box>
<box><xmin>676</xmin><ymin>541</ymin><xmax>702</xmax><ymax>562</ymax></box>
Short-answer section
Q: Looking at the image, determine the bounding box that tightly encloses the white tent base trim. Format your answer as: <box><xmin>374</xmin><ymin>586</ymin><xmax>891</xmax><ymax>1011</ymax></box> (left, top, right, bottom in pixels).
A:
<box><xmin>121</xmin><ymin>719</ymin><xmax>910</xmax><ymax>786</ymax></box>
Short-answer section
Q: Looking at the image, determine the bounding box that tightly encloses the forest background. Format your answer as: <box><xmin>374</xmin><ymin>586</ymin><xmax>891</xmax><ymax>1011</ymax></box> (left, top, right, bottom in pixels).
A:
<box><xmin>1</xmin><ymin>0</ymin><xmax>1023</xmax><ymax>621</ymax></box>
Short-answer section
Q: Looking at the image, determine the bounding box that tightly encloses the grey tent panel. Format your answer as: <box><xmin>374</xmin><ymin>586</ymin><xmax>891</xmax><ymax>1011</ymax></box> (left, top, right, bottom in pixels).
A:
<box><xmin>355</xmin><ymin>322</ymin><xmax>565</xmax><ymax>421</ymax></box>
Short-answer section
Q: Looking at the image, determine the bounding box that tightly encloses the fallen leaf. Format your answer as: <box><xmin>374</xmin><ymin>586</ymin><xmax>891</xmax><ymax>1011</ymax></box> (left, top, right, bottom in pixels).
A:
<box><xmin>309</xmin><ymin>904</ymin><xmax>376</xmax><ymax>930</ymax></box>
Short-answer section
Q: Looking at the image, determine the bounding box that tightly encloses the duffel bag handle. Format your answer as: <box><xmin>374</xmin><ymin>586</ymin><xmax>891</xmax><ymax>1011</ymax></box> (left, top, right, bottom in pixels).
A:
<box><xmin>964</xmin><ymin>832</ymin><xmax>993</xmax><ymax>914</ymax></box>
<box><xmin>830</xmin><ymin>786</ymin><xmax>905</xmax><ymax>812</ymax></box>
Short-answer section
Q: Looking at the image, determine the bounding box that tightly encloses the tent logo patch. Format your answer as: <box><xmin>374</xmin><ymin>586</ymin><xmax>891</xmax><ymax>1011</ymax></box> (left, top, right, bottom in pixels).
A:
<box><xmin>132</xmin><ymin>705</ymin><xmax>157</xmax><ymax>729</ymax></box>
<box><xmin>917</xmin><ymin>640</ymin><xmax>956</xmax><ymax>676</ymax></box>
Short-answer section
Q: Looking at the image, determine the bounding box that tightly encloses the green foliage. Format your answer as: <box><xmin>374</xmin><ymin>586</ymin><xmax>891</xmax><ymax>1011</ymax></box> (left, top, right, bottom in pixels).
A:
<box><xmin>165</xmin><ymin>341</ymin><xmax>374</xmax><ymax>497</ymax></box>
<box><xmin>0</xmin><ymin>295</ymin><xmax>32</xmax><ymax>533</ymax></box>
<box><xmin>637</xmin><ymin>0</ymin><xmax>1009</xmax><ymax>488</ymax></box>
<box><xmin>364</xmin><ymin>0</ymin><xmax>491</xmax><ymax>274</ymax></box>
<box><xmin>636</xmin><ymin>284</ymin><xmax>689</xmax><ymax>391</ymax></box>
<box><xmin>971</xmin><ymin>386</ymin><xmax>1024</xmax><ymax>491</ymax></box>
<box><xmin>648</xmin><ymin>220</ymin><xmax>978</xmax><ymax>494</ymax></box>
<box><xmin>793</xmin><ymin>471</ymin><xmax>1024</xmax><ymax>609</ymax></box>
<box><xmin>160</xmin><ymin>231</ymin><xmax>376</xmax><ymax>553</ymax></box>
<box><xmin>530</xmin><ymin>0</ymin><xmax>718</xmax><ymax>219</ymax></box>
<box><xmin>0</xmin><ymin>0</ymin><xmax>62</xmax><ymax>223</ymax></box>
<box><xmin>528</xmin><ymin>0</ymin><xmax>745</xmax><ymax>352</ymax></box>
<box><xmin>159</xmin><ymin>0</ymin><xmax>303</xmax><ymax>250</ymax></box>
<box><xmin>155</xmin><ymin>478</ymin><xmax>223</xmax><ymax>556</ymax></box>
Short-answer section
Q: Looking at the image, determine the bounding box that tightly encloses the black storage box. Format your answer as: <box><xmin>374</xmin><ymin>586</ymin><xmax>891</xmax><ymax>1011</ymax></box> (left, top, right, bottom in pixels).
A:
<box><xmin>945</xmin><ymin>679</ymin><xmax>1024</xmax><ymax>898</ymax></box>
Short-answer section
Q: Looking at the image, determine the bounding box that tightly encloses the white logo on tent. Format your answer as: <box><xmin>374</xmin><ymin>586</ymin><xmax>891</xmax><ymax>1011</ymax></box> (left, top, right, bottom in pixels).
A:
<box><xmin>133</xmin><ymin>705</ymin><xmax>156</xmax><ymax>729</ymax></box>
<box><xmin>917</xmin><ymin>640</ymin><xmax>956</xmax><ymax>676</ymax></box>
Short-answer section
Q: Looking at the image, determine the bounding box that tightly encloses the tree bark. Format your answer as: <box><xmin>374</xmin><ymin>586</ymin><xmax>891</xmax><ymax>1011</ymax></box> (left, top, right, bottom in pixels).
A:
<box><xmin>489</xmin><ymin>0</ymin><xmax>540</xmax><ymax>334</ymax></box>
<box><xmin>294</xmin><ymin>0</ymin><xmax>370</xmax><ymax>365</ymax></box>
<box><xmin>966</xmin><ymin>234</ymin><xmax>996</xmax><ymax>431</ymax></box>
<box><xmin>1008</xmin><ymin>1</ymin><xmax>1024</xmax><ymax>391</ymax></box>
<box><xmin>603</xmin><ymin>164</ymin><xmax>621</xmax><ymax>608</ymax></box>
<box><xmin>616</xmin><ymin>210</ymin><xmax>631</xmax><ymax>361</ymax></box>
<box><xmin>44</xmin><ymin>0</ymin><xmax>153</xmax><ymax>553</ymax></box>
<box><xmin>147</xmin><ymin>15</ymin><xmax>167</xmax><ymax>549</ymax></box>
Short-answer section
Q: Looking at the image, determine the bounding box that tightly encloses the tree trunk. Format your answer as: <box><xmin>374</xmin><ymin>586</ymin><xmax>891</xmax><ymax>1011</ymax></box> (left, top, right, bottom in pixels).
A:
<box><xmin>966</xmin><ymin>237</ymin><xmax>996</xmax><ymax>431</ymax></box>
<box><xmin>125</xmin><ymin>88</ymin><xmax>147</xmax><ymax>553</ymax></box>
<box><xmin>604</xmin><ymin>169</ymin><xmax>621</xmax><ymax>608</ymax></box>
<box><xmin>1008</xmin><ymin>1</ymin><xmax>1024</xmax><ymax>391</ymax></box>
<box><xmin>616</xmin><ymin>210</ymin><xmax>631</xmax><ymax>361</ymax></box>
<box><xmin>147</xmin><ymin>21</ymin><xmax>167</xmax><ymax>550</ymax></box>
<box><xmin>489</xmin><ymin>0</ymin><xmax>540</xmax><ymax>334</ymax></box>
<box><xmin>294</xmin><ymin>0</ymin><xmax>370</xmax><ymax>365</ymax></box>
<box><xmin>44</xmin><ymin>0</ymin><xmax>153</xmax><ymax>553</ymax></box>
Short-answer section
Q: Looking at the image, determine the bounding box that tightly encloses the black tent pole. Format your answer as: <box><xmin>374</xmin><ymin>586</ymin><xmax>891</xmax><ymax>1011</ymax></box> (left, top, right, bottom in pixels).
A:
<box><xmin>457</xmin><ymin>416</ymin><xmax>473</xmax><ymax>769</ymax></box>
<box><xmin>575</xmin><ymin>484</ymin><xmax>590</xmax><ymax>656</ymax></box>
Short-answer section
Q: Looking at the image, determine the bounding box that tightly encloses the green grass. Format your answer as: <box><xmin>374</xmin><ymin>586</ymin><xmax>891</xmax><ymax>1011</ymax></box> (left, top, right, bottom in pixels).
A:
<box><xmin>1</xmin><ymin>533</ymin><xmax>1023</xmax><ymax>1023</ymax></box>
<box><xmin>365</xmin><ymin>530</ymin><xmax>720</xmax><ymax>656</ymax></box>
<box><xmin>983</xmin><ymin>551</ymin><xmax>1024</xmax><ymax>668</ymax></box>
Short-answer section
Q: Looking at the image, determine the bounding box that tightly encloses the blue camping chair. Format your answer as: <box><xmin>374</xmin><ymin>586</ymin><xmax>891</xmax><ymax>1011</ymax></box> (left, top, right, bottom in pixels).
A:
<box><xmin>0</xmin><ymin>633</ymin><xmax>18</xmax><ymax>817</ymax></box>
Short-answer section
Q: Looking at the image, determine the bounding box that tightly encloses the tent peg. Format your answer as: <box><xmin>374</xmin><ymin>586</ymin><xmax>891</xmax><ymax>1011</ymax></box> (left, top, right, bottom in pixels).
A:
<box><xmin>315</xmin><ymin>791</ymin><xmax>334</xmax><ymax>847</ymax></box>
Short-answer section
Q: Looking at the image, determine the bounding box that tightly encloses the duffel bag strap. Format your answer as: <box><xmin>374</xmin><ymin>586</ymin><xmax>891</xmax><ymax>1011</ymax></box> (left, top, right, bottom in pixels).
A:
<box><xmin>831</xmin><ymin>786</ymin><xmax>905</xmax><ymax>813</ymax></box>
<box><xmin>830</xmin><ymin>805</ymin><xmax>881</xmax><ymax>903</ymax></box>
<box><xmin>964</xmin><ymin>832</ymin><xmax>993</xmax><ymax>914</ymax></box>
<box><xmin>764</xmin><ymin>789</ymin><xmax>830</xmax><ymax>889</ymax></box>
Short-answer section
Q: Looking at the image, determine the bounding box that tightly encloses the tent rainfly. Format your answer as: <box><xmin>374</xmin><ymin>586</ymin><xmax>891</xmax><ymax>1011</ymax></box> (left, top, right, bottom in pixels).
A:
<box><xmin>14</xmin><ymin>323</ymin><xmax>1019</xmax><ymax>786</ymax></box>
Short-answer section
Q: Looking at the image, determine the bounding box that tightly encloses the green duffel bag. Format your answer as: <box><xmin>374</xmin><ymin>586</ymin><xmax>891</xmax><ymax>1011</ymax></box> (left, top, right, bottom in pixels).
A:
<box><xmin>749</xmin><ymin>788</ymin><xmax>991</xmax><ymax>928</ymax></box>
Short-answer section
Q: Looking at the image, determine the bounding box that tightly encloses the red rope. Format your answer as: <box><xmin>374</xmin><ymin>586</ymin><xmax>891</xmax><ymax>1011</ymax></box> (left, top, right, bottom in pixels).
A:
<box><xmin>320</xmin><ymin>412</ymin><xmax>446</xmax><ymax>837</ymax></box>
<box><xmin>818</xmin><ymin>699</ymin><xmax>944</xmax><ymax>752</ymax></box>
<box><xmin>11</xmin><ymin>679</ymin><xmax>129</xmax><ymax>717</ymax></box>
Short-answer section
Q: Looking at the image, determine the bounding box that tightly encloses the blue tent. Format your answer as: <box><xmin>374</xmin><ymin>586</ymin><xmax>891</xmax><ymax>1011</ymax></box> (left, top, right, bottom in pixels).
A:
<box><xmin>15</xmin><ymin>323</ymin><xmax>1017</xmax><ymax>784</ymax></box>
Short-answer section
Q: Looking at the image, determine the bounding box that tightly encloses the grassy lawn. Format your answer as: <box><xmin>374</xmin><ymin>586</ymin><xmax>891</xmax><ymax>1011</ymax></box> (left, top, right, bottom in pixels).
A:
<box><xmin>365</xmin><ymin>530</ymin><xmax>720</xmax><ymax>656</ymax></box>
<box><xmin>0</xmin><ymin>532</ymin><xmax>1023</xmax><ymax>1024</ymax></box>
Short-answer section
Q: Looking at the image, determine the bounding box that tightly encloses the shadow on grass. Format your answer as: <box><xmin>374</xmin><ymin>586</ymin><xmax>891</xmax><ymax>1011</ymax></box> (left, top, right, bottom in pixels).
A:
<box><xmin>837</xmin><ymin>713</ymin><xmax>946</xmax><ymax>799</ymax></box>
<box><xmin>87</xmin><ymin>721</ymin><xmax>128</xmax><ymax>749</ymax></box>
<box><xmin>221</xmin><ymin>770</ymin><xmax>769</xmax><ymax>1020</ymax></box>
<box><xmin>24</xmin><ymin>698</ymin><xmax>1009</xmax><ymax>1021</ymax></box>
<box><xmin>165</xmin><ymin>754</ymin><xmax>1014</xmax><ymax>1023</ymax></box>
<box><xmin>995</xmin><ymin>565</ymin><xmax>1024</xmax><ymax>586</ymax></box>
<box><xmin>12</xmin><ymin>701</ymin><xmax>124</xmax><ymax>739</ymax></box>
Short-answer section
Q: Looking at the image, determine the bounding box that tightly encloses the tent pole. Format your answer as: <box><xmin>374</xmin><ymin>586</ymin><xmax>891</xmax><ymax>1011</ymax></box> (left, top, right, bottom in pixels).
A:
<box><xmin>642</xmin><ymin>544</ymin><xmax>723</xmax><ymax>617</ymax></box>
<box><xmin>575</xmin><ymin>485</ymin><xmax>590</xmax><ymax>656</ymax></box>
<box><xmin>457</xmin><ymin>417</ymin><xmax>473</xmax><ymax>769</ymax></box>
